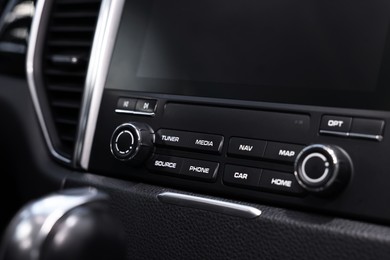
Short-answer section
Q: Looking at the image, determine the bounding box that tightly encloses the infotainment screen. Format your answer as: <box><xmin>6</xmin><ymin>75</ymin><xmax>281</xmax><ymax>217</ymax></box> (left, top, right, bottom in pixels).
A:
<box><xmin>106</xmin><ymin>0</ymin><xmax>390</xmax><ymax>110</ymax></box>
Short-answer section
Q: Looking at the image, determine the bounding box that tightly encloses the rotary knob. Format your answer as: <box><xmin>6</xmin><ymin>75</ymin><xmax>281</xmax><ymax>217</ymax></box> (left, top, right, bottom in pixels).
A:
<box><xmin>294</xmin><ymin>144</ymin><xmax>352</xmax><ymax>195</ymax></box>
<box><xmin>110</xmin><ymin>122</ymin><xmax>154</xmax><ymax>164</ymax></box>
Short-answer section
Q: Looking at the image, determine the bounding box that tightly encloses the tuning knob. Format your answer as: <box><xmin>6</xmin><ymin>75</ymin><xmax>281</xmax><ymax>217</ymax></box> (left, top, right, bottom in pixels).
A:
<box><xmin>294</xmin><ymin>144</ymin><xmax>352</xmax><ymax>195</ymax></box>
<box><xmin>110</xmin><ymin>122</ymin><xmax>154</xmax><ymax>164</ymax></box>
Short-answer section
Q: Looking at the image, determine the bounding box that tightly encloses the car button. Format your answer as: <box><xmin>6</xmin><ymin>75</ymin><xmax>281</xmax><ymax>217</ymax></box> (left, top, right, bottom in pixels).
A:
<box><xmin>223</xmin><ymin>165</ymin><xmax>262</xmax><ymax>188</ymax></box>
<box><xmin>228</xmin><ymin>137</ymin><xmax>266</xmax><ymax>158</ymax></box>
<box><xmin>350</xmin><ymin>118</ymin><xmax>385</xmax><ymax>138</ymax></box>
<box><xmin>147</xmin><ymin>155</ymin><xmax>183</xmax><ymax>174</ymax></box>
<box><xmin>259</xmin><ymin>170</ymin><xmax>304</xmax><ymax>195</ymax></box>
<box><xmin>181</xmin><ymin>159</ymin><xmax>219</xmax><ymax>181</ymax></box>
<box><xmin>155</xmin><ymin>129</ymin><xmax>224</xmax><ymax>154</ymax></box>
<box><xmin>263</xmin><ymin>142</ymin><xmax>304</xmax><ymax>163</ymax></box>
<box><xmin>135</xmin><ymin>99</ymin><xmax>157</xmax><ymax>114</ymax></box>
<box><xmin>320</xmin><ymin>115</ymin><xmax>352</xmax><ymax>134</ymax></box>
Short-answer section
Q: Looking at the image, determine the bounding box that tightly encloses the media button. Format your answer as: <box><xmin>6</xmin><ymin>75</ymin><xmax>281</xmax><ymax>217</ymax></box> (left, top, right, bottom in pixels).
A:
<box><xmin>181</xmin><ymin>159</ymin><xmax>219</xmax><ymax>181</ymax></box>
<box><xmin>259</xmin><ymin>170</ymin><xmax>304</xmax><ymax>195</ymax></box>
<box><xmin>223</xmin><ymin>165</ymin><xmax>262</xmax><ymax>188</ymax></box>
<box><xmin>228</xmin><ymin>137</ymin><xmax>266</xmax><ymax>158</ymax></box>
<box><xmin>155</xmin><ymin>129</ymin><xmax>224</xmax><ymax>154</ymax></box>
<box><xmin>147</xmin><ymin>155</ymin><xmax>183</xmax><ymax>174</ymax></box>
<box><xmin>264</xmin><ymin>142</ymin><xmax>304</xmax><ymax>163</ymax></box>
<box><xmin>320</xmin><ymin>115</ymin><xmax>352</xmax><ymax>133</ymax></box>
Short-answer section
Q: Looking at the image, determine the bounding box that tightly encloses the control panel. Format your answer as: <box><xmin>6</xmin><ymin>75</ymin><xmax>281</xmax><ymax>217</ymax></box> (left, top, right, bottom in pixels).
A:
<box><xmin>89</xmin><ymin>90</ymin><xmax>390</xmax><ymax>224</ymax></box>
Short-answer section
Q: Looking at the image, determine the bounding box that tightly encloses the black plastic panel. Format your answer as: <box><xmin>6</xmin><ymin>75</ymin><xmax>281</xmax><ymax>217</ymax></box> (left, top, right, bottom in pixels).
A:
<box><xmin>89</xmin><ymin>89</ymin><xmax>390</xmax><ymax>224</ymax></box>
<box><xmin>64</xmin><ymin>174</ymin><xmax>390</xmax><ymax>260</ymax></box>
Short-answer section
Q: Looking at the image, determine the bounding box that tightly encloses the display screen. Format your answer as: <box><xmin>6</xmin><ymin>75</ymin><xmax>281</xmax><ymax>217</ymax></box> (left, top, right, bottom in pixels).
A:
<box><xmin>106</xmin><ymin>0</ymin><xmax>390</xmax><ymax>110</ymax></box>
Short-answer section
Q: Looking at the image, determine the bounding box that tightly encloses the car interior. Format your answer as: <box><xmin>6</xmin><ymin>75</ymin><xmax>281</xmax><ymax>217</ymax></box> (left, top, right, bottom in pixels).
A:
<box><xmin>1</xmin><ymin>0</ymin><xmax>390</xmax><ymax>259</ymax></box>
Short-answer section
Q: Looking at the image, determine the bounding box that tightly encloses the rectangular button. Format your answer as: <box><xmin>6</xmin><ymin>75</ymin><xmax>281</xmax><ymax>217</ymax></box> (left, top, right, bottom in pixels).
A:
<box><xmin>223</xmin><ymin>165</ymin><xmax>262</xmax><ymax>188</ymax></box>
<box><xmin>117</xmin><ymin>97</ymin><xmax>137</xmax><ymax>111</ymax></box>
<box><xmin>156</xmin><ymin>129</ymin><xmax>224</xmax><ymax>153</ymax></box>
<box><xmin>351</xmin><ymin>118</ymin><xmax>385</xmax><ymax>136</ymax></box>
<box><xmin>135</xmin><ymin>99</ymin><xmax>157</xmax><ymax>113</ymax></box>
<box><xmin>147</xmin><ymin>155</ymin><xmax>183</xmax><ymax>174</ymax></box>
<box><xmin>259</xmin><ymin>170</ymin><xmax>304</xmax><ymax>195</ymax></box>
<box><xmin>320</xmin><ymin>115</ymin><xmax>352</xmax><ymax>133</ymax></box>
<box><xmin>264</xmin><ymin>142</ymin><xmax>304</xmax><ymax>163</ymax></box>
<box><xmin>181</xmin><ymin>159</ymin><xmax>219</xmax><ymax>181</ymax></box>
<box><xmin>228</xmin><ymin>137</ymin><xmax>266</xmax><ymax>158</ymax></box>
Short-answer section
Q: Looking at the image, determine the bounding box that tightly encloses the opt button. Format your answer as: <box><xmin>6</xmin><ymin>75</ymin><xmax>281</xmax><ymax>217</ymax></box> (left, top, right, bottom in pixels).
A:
<box><xmin>320</xmin><ymin>115</ymin><xmax>352</xmax><ymax>134</ymax></box>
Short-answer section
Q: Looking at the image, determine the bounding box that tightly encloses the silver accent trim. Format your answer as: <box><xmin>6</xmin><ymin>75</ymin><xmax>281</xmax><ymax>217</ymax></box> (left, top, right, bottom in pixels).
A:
<box><xmin>0</xmin><ymin>188</ymin><xmax>107</xmax><ymax>260</ymax></box>
<box><xmin>75</xmin><ymin>0</ymin><xmax>126</xmax><ymax>169</ymax></box>
<box><xmin>115</xmin><ymin>109</ymin><xmax>155</xmax><ymax>116</ymax></box>
<box><xmin>348</xmin><ymin>132</ymin><xmax>383</xmax><ymax>141</ymax></box>
<box><xmin>27</xmin><ymin>0</ymin><xmax>71</xmax><ymax>164</ymax></box>
<box><xmin>319</xmin><ymin>130</ymin><xmax>350</xmax><ymax>137</ymax></box>
<box><xmin>158</xmin><ymin>192</ymin><xmax>262</xmax><ymax>219</ymax></box>
<box><xmin>320</xmin><ymin>130</ymin><xmax>382</xmax><ymax>141</ymax></box>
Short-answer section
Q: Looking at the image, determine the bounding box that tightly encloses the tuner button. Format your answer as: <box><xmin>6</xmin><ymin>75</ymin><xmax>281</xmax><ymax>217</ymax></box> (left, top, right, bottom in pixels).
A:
<box><xmin>294</xmin><ymin>144</ymin><xmax>352</xmax><ymax>195</ymax></box>
<box><xmin>110</xmin><ymin>122</ymin><xmax>154</xmax><ymax>164</ymax></box>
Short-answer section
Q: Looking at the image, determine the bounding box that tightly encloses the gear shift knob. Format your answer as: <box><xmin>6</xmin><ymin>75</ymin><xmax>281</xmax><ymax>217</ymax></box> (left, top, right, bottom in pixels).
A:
<box><xmin>0</xmin><ymin>188</ymin><xmax>126</xmax><ymax>260</ymax></box>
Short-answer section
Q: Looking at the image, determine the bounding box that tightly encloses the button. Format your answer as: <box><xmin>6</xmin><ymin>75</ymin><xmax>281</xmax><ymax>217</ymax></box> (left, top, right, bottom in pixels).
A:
<box><xmin>223</xmin><ymin>165</ymin><xmax>262</xmax><ymax>188</ymax></box>
<box><xmin>155</xmin><ymin>129</ymin><xmax>224</xmax><ymax>154</ymax></box>
<box><xmin>228</xmin><ymin>137</ymin><xmax>266</xmax><ymax>158</ymax></box>
<box><xmin>135</xmin><ymin>99</ymin><xmax>157</xmax><ymax>114</ymax></box>
<box><xmin>320</xmin><ymin>115</ymin><xmax>352</xmax><ymax>133</ymax></box>
<box><xmin>350</xmin><ymin>118</ymin><xmax>385</xmax><ymax>137</ymax></box>
<box><xmin>116</xmin><ymin>97</ymin><xmax>137</xmax><ymax>111</ymax></box>
<box><xmin>259</xmin><ymin>170</ymin><xmax>304</xmax><ymax>195</ymax></box>
<box><xmin>147</xmin><ymin>155</ymin><xmax>183</xmax><ymax>174</ymax></box>
<box><xmin>263</xmin><ymin>142</ymin><xmax>304</xmax><ymax>163</ymax></box>
<box><xmin>181</xmin><ymin>159</ymin><xmax>219</xmax><ymax>181</ymax></box>
<box><xmin>112</xmin><ymin>129</ymin><xmax>134</xmax><ymax>158</ymax></box>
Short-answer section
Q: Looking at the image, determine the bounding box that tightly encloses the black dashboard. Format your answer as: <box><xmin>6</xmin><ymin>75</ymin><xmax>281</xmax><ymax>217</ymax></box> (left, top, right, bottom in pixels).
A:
<box><xmin>1</xmin><ymin>0</ymin><xmax>390</xmax><ymax>259</ymax></box>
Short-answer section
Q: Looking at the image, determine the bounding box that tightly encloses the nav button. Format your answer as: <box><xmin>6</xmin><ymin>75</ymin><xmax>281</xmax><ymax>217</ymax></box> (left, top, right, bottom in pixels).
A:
<box><xmin>223</xmin><ymin>165</ymin><xmax>262</xmax><ymax>188</ymax></box>
<box><xmin>228</xmin><ymin>138</ymin><xmax>266</xmax><ymax>158</ymax></box>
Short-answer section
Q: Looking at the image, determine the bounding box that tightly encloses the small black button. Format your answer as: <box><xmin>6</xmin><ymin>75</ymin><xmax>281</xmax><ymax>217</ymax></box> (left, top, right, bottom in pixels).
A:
<box><xmin>350</xmin><ymin>118</ymin><xmax>385</xmax><ymax>136</ymax></box>
<box><xmin>320</xmin><ymin>115</ymin><xmax>352</xmax><ymax>133</ymax></box>
<box><xmin>147</xmin><ymin>155</ymin><xmax>183</xmax><ymax>174</ymax></box>
<box><xmin>263</xmin><ymin>142</ymin><xmax>304</xmax><ymax>163</ymax></box>
<box><xmin>155</xmin><ymin>129</ymin><xmax>224</xmax><ymax>154</ymax></box>
<box><xmin>117</xmin><ymin>98</ymin><xmax>137</xmax><ymax>111</ymax></box>
<box><xmin>181</xmin><ymin>159</ymin><xmax>219</xmax><ymax>181</ymax></box>
<box><xmin>228</xmin><ymin>137</ymin><xmax>266</xmax><ymax>158</ymax></box>
<box><xmin>223</xmin><ymin>165</ymin><xmax>262</xmax><ymax>188</ymax></box>
<box><xmin>135</xmin><ymin>99</ymin><xmax>157</xmax><ymax>113</ymax></box>
<box><xmin>259</xmin><ymin>170</ymin><xmax>304</xmax><ymax>195</ymax></box>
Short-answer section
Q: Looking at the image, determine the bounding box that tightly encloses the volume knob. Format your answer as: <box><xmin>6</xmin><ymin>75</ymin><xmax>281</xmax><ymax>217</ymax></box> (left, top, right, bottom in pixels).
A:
<box><xmin>294</xmin><ymin>144</ymin><xmax>352</xmax><ymax>196</ymax></box>
<box><xmin>110</xmin><ymin>122</ymin><xmax>154</xmax><ymax>164</ymax></box>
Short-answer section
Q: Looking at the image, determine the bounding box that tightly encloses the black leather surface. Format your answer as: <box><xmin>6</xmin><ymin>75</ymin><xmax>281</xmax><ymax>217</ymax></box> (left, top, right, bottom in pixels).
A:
<box><xmin>64</xmin><ymin>173</ymin><xmax>390</xmax><ymax>260</ymax></box>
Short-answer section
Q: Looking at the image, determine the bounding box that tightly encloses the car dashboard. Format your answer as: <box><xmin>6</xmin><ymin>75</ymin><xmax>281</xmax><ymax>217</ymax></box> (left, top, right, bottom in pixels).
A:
<box><xmin>1</xmin><ymin>0</ymin><xmax>390</xmax><ymax>259</ymax></box>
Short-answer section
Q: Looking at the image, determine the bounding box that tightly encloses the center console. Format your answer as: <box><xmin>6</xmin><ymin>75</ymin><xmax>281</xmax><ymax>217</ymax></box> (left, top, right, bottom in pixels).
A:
<box><xmin>33</xmin><ymin>0</ymin><xmax>390</xmax><ymax>225</ymax></box>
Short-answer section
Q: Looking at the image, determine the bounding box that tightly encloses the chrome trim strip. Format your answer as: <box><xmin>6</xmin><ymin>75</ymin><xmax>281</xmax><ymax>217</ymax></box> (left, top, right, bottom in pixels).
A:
<box><xmin>158</xmin><ymin>192</ymin><xmax>262</xmax><ymax>219</ymax></box>
<box><xmin>349</xmin><ymin>133</ymin><xmax>383</xmax><ymax>141</ymax></box>
<box><xmin>114</xmin><ymin>109</ymin><xmax>155</xmax><ymax>116</ymax></box>
<box><xmin>320</xmin><ymin>130</ymin><xmax>382</xmax><ymax>141</ymax></box>
<box><xmin>319</xmin><ymin>130</ymin><xmax>349</xmax><ymax>137</ymax></box>
<box><xmin>75</xmin><ymin>0</ymin><xmax>126</xmax><ymax>169</ymax></box>
<box><xmin>27</xmin><ymin>0</ymin><xmax>71</xmax><ymax>164</ymax></box>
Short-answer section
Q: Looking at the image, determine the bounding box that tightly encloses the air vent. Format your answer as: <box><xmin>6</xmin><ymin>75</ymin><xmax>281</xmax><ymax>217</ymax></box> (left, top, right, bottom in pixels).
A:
<box><xmin>42</xmin><ymin>0</ymin><xmax>102</xmax><ymax>158</ymax></box>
